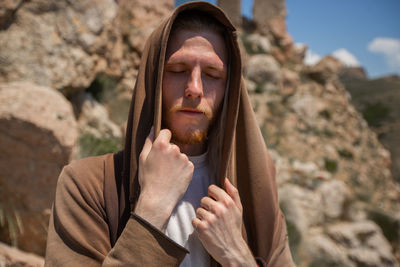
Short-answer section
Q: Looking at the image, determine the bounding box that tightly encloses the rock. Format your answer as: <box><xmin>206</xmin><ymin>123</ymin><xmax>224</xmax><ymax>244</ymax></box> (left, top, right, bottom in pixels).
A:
<box><xmin>253</xmin><ymin>0</ymin><xmax>286</xmax><ymax>35</ymax></box>
<box><xmin>0</xmin><ymin>0</ymin><xmax>117</xmax><ymax>93</ymax></box>
<box><xmin>339</xmin><ymin>66</ymin><xmax>368</xmax><ymax>81</ymax></box>
<box><xmin>117</xmin><ymin>0</ymin><xmax>173</xmax><ymax>54</ymax></box>
<box><xmin>103</xmin><ymin>0</ymin><xmax>173</xmax><ymax>85</ymax></box>
<box><xmin>317</xmin><ymin>180</ymin><xmax>351</xmax><ymax>219</ymax></box>
<box><xmin>0</xmin><ymin>0</ymin><xmax>23</xmax><ymax>27</ymax></box>
<box><xmin>326</xmin><ymin>221</ymin><xmax>398</xmax><ymax>266</ymax></box>
<box><xmin>279</xmin><ymin>184</ymin><xmax>324</xmax><ymax>234</ymax></box>
<box><xmin>241</xmin><ymin>33</ymin><xmax>271</xmax><ymax>55</ymax></box>
<box><xmin>366</xmin><ymin>206</ymin><xmax>400</xmax><ymax>245</ymax></box>
<box><xmin>246</xmin><ymin>54</ymin><xmax>281</xmax><ymax>88</ymax></box>
<box><xmin>74</xmin><ymin>92</ymin><xmax>122</xmax><ymax>140</ymax></box>
<box><xmin>292</xmin><ymin>43</ymin><xmax>308</xmax><ymax>64</ymax></box>
<box><xmin>0</xmin><ymin>82</ymin><xmax>78</xmax><ymax>255</ymax></box>
<box><xmin>280</xmin><ymin>68</ymin><xmax>299</xmax><ymax>95</ymax></box>
<box><xmin>303</xmin><ymin>229</ymin><xmax>356</xmax><ymax>267</ymax></box>
<box><xmin>307</xmin><ymin>56</ymin><xmax>344</xmax><ymax>84</ymax></box>
<box><xmin>245</xmin><ymin>79</ymin><xmax>257</xmax><ymax>93</ymax></box>
<box><xmin>0</xmin><ymin>242</ymin><xmax>44</xmax><ymax>267</ymax></box>
<box><xmin>289</xmin><ymin>93</ymin><xmax>328</xmax><ymax>122</ymax></box>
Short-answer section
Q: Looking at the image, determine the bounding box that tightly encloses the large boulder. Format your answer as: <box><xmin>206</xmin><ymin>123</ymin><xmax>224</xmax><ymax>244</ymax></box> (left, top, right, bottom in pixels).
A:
<box><xmin>326</xmin><ymin>221</ymin><xmax>398</xmax><ymax>266</ymax></box>
<box><xmin>299</xmin><ymin>221</ymin><xmax>398</xmax><ymax>267</ymax></box>
<box><xmin>0</xmin><ymin>0</ymin><xmax>117</xmax><ymax>94</ymax></box>
<box><xmin>0</xmin><ymin>82</ymin><xmax>77</xmax><ymax>255</ymax></box>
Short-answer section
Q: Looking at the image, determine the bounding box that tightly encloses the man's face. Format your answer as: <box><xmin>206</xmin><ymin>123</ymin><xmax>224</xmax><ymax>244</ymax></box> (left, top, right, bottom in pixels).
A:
<box><xmin>162</xmin><ymin>29</ymin><xmax>228</xmax><ymax>146</ymax></box>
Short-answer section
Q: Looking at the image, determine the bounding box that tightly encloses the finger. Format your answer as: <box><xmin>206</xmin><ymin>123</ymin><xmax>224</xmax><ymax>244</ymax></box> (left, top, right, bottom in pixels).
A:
<box><xmin>225</xmin><ymin>178</ymin><xmax>242</xmax><ymax>210</ymax></box>
<box><xmin>192</xmin><ymin>217</ymin><xmax>207</xmax><ymax>232</ymax></box>
<box><xmin>200</xmin><ymin>196</ymin><xmax>216</xmax><ymax>211</ymax></box>
<box><xmin>140</xmin><ymin>126</ymin><xmax>154</xmax><ymax>161</ymax></box>
<box><xmin>208</xmin><ymin>184</ymin><xmax>229</xmax><ymax>202</ymax></box>
<box><xmin>155</xmin><ymin>128</ymin><xmax>172</xmax><ymax>145</ymax></box>
<box><xmin>196</xmin><ymin>207</ymin><xmax>213</xmax><ymax>221</ymax></box>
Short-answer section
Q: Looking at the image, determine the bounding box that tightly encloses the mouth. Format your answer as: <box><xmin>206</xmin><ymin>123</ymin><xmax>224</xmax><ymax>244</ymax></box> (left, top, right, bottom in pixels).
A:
<box><xmin>178</xmin><ymin>108</ymin><xmax>204</xmax><ymax>115</ymax></box>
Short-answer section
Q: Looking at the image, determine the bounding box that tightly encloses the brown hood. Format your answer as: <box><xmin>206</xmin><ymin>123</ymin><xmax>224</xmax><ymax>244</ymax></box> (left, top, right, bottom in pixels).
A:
<box><xmin>122</xmin><ymin>1</ymin><xmax>285</xmax><ymax>264</ymax></box>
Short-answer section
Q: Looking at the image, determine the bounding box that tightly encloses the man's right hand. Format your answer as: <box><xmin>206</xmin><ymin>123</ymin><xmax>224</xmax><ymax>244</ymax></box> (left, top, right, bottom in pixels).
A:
<box><xmin>134</xmin><ymin>128</ymin><xmax>194</xmax><ymax>232</ymax></box>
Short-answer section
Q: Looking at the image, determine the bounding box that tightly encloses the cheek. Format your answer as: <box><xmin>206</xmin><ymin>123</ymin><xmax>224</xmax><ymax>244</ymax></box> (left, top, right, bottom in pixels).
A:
<box><xmin>206</xmin><ymin>82</ymin><xmax>225</xmax><ymax>110</ymax></box>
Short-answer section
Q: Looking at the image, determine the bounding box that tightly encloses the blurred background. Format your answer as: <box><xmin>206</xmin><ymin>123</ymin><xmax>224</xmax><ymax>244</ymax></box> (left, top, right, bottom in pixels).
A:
<box><xmin>0</xmin><ymin>0</ymin><xmax>399</xmax><ymax>266</ymax></box>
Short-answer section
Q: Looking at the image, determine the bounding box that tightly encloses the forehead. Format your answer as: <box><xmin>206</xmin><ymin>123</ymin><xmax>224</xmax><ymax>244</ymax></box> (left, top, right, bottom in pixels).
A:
<box><xmin>165</xmin><ymin>29</ymin><xmax>228</xmax><ymax>64</ymax></box>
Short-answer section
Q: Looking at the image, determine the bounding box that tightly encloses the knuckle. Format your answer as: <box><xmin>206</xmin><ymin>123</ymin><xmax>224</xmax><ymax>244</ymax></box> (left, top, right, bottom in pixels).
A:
<box><xmin>170</xmin><ymin>144</ymin><xmax>180</xmax><ymax>154</ymax></box>
<box><xmin>199</xmin><ymin>222</ymin><xmax>209</xmax><ymax>231</ymax></box>
<box><xmin>232</xmin><ymin>187</ymin><xmax>239</xmax><ymax>194</ymax></box>
<box><xmin>154</xmin><ymin>139</ymin><xmax>167</xmax><ymax>150</ymax></box>
<box><xmin>200</xmin><ymin>197</ymin><xmax>209</xmax><ymax>206</ymax></box>
<box><xmin>213</xmin><ymin>205</ymin><xmax>223</xmax><ymax>217</ymax></box>
<box><xmin>180</xmin><ymin>153</ymin><xmax>188</xmax><ymax>161</ymax></box>
<box><xmin>187</xmin><ymin>161</ymin><xmax>194</xmax><ymax>171</ymax></box>
<box><xmin>196</xmin><ymin>208</ymin><xmax>202</xmax><ymax>215</ymax></box>
<box><xmin>208</xmin><ymin>185</ymin><xmax>215</xmax><ymax>194</ymax></box>
<box><xmin>224</xmin><ymin>198</ymin><xmax>234</xmax><ymax>208</ymax></box>
<box><xmin>208</xmin><ymin>214</ymin><xmax>216</xmax><ymax>225</ymax></box>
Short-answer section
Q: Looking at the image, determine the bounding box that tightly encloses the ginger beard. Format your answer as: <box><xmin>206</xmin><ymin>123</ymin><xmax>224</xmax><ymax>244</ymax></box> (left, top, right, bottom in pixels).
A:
<box><xmin>162</xmin><ymin>103</ymin><xmax>215</xmax><ymax>145</ymax></box>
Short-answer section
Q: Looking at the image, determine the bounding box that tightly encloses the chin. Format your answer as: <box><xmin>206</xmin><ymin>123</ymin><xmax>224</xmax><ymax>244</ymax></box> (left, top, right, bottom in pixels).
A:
<box><xmin>171</xmin><ymin>125</ymin><xmax>208</xmax><ymax>145</ymax></box>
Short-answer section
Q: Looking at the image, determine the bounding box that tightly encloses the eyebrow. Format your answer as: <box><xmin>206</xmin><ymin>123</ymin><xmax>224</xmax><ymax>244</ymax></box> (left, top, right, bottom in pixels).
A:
<box><xmin>165</xmin><ymin>61</ymin><xmax>225</xmax><ymax>73</ymax></box>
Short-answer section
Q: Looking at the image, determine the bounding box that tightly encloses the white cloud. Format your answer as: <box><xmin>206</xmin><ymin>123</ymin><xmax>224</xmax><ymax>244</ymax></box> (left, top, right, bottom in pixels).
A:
<box><xmin>332</xmin><ymin>48</ymin><xmax>360</xmax><ymax>67</ymax></box>
<box><xmin>368</xmin><ymin>37</ymin><xmax>400</xmax><ymax>72</ymax></box>
<box><xmin>304</xmin><ymin>49</ymin><xmax>321</xmax><ymax>66</ymax></box>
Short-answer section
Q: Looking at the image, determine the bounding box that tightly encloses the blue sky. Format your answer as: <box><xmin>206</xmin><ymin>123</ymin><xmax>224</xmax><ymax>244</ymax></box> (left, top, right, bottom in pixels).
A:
<box><xmin>176</xmin><ymin>0</ymin><xmax>400</xmax><ymax>78</ymax></box>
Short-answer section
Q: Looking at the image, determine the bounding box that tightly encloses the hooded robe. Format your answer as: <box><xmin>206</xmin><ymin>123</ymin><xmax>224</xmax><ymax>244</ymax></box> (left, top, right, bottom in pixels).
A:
<box><xmin>45</xmin><ymin>2</ymin><xmax>294</xmax><ymax>266</ymax></box>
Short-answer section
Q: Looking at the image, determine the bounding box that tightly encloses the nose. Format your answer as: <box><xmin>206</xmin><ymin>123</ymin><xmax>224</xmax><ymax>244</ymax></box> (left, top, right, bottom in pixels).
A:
<box><xmin>185</xmin><ymin>66</ymin><xmax>203</xmax><ymax>99</ymax></box>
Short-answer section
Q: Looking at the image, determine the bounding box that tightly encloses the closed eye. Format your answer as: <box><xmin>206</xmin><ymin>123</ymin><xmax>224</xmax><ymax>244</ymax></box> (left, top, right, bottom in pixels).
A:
<box><xmin>205</xmin><ymin>72</ymin><xmax>221</xmax><ymax>79</ymax></box>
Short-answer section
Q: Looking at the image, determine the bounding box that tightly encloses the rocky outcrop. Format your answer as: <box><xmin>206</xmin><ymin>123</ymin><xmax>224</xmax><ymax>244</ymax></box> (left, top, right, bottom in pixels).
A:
<box><xmin>303</xmin><ymin>222</ymin><xmax>398</xmax><ymax>267</ymax></box>
<box><xmin>0</xmin><ymin>0</ymin><xmax>117</xmax><ymax>95</ymax></box>
<box><xmin>240</xmin><ymin>17</ymin><xmax>399</xmax><ymax>262</ymax></box>
<box><xmin>0</xmin><ymin>82</ymin><xmax>77</xmax><ymax>255</ymax></box>
<box><xmin>340</xmin><ymin>66</ymin><xmax>368</xmax><ymax>81</ymax></box>
<box><xmin>246</xmin><ymin>54</ymin><xmax>281</xmax><ymax>93</ymax></box>
<box><xmin>0</xmin><ymin>242</ymin><xmax>44</xmax><ymax>267</ymax></box>
<box><xmin>339</xmin><ymin>74</ymin><xmax>400</xmax><ymax>186</ymax></box>
<box><xmin>306</xmin><ymin>56</ymin><xmax>345</xmax><ymax>84</ymax></box>
<box><xmin>0</xmin><ymin>0</ymin><xmax>399</xmax><ymax>265</ymax></box>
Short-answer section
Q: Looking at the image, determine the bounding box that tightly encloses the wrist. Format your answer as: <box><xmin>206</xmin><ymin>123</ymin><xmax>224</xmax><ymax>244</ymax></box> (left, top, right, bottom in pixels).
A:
<box><xmin>222</xmin><ymin>241</ymin><xmax>257</xmax><ymax>267</ymax></box>
<box><xmin>134</xmin><ymin>192</ymin><xmax>175</xmax><ymax>231</ymax></box>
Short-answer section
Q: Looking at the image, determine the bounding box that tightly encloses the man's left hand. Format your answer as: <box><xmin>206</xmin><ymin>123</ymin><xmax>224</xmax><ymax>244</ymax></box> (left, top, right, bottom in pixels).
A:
<box><xmin>192</xmin><ymin>178</ymin><xmax>257</xmax><ymax>267</ymax></box>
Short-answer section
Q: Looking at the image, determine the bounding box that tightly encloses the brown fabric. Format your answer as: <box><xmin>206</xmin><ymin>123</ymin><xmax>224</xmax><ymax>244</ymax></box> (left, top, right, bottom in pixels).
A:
<box><xmin>45</xmin><ymin>154</ymin><xmax>187</xmax><ymax>266</ymax></box>
<box><xmin>45</xmin><ymin>1</ymin><xmax>294</xmax><ymax>266</ymax></box>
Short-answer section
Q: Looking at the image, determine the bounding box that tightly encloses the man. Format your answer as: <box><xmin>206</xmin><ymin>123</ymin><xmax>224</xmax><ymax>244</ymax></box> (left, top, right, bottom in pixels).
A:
<box><xmin>45</xmin><ymin>2</ymin><xmax>293</xmax><ymax>266</ymax></box>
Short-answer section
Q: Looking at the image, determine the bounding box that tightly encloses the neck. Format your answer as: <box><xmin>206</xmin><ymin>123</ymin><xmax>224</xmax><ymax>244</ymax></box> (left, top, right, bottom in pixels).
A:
<box><xmin>173</xmin><ymin>140</ymin><xmax>207</xmax><ymax>156</ymax></box>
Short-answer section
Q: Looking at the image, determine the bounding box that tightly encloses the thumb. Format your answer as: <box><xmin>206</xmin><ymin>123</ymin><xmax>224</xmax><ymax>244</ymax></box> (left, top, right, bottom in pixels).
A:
<box><xmin>225</xmin><ymin>178</ymin><xmax>242</xmax><ymax>211</ymax></box>
<box><xmin>140</xmin><ymin>126</ymin><xmax>154</xmax><ymax>162</ymax></box>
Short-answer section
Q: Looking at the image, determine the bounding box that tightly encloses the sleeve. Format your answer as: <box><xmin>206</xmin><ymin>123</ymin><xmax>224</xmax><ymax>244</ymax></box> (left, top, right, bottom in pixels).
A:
<box><xmin>45</xmin><ymin>163</ymin><xmax>188</xmax><ymax>266</ymax></box>
<box><xmin>265</xmin><ymin>212</ymin><xmax>295</xmax><ymax>267</ymax></box>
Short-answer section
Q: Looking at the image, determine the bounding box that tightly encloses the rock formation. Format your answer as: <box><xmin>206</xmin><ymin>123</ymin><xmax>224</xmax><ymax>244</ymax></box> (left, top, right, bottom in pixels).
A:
<box><xmin>0</xmin><ymin>0</ymin><xmax>399</xmax><ymax>266</ymax></box>
<box><xmin>340</xmin><ymin>71</ymin><xmax>400</xmax><ymax>186</ymax></box>
<box><xmin>0</xmin><ymin>0</ymin><xmax>118</xmax><ymax>95</ymax></box>
<box><xmin>242</xmin><ymin>10</ymin><xmax>400</xmax><ymax>265</ymax></box>
<box><xmin>0</xmin><ymin>82</ymin><xmax>77</xmax><ymax>255</ymax></box>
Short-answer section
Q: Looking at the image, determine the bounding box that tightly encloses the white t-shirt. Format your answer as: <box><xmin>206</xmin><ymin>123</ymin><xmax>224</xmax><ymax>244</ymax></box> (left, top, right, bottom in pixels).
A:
<box><xmin>165</xmin><ymin>152</ymin><xmax>214</xmax><ymax>267</ymax></box>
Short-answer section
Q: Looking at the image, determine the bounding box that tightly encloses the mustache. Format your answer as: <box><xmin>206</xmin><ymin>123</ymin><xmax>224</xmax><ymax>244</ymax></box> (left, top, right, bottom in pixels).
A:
<box><xmin>169</xmin><ymin>104</ymin><xmax>213</xmax><ymax>119</ymax></box>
